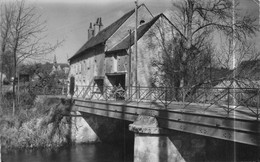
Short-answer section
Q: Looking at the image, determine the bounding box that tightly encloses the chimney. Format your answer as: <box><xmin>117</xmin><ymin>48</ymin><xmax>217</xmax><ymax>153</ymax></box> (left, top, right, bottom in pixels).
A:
<box><xmin>88</xmin><ymin>22</ymin><xmax>94</xmax><ymax>40</ymax></box>
<box><xmin>98</xmin><ymin>17</ymin><xmax>103</xmax><ymax>32</ymax></box>
<box><xmin>94</xmin><ymin>18</ymin><xmax>99</xmax><ymax>36</ymax></box>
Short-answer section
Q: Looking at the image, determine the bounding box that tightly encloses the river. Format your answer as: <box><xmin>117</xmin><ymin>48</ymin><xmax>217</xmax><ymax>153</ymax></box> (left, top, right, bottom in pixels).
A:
<box><xmin>2</xmin><ymin>143</ymin><xmax>134</xmax><ymax>162</ymax></box>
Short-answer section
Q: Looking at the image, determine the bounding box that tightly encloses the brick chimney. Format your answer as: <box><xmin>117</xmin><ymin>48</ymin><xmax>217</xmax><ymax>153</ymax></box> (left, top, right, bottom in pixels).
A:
<box><xmin>88</xmin><ymin>22</ymin><xmax>94</xmax><ymax>40</ymax></box>
<box><xmin>98</xmin><ymin>17</ymin><xmax>103</xmax><ymax>32</ymax></box>
<box><xmin>94</xmin><ymin>18</ymin><xmax>99</xmax><ymax>36</ymax></box>
<box><xmin>93</xmin><ymin>17</ymin><xmax>103</xmax><ymax>36</ymax></box>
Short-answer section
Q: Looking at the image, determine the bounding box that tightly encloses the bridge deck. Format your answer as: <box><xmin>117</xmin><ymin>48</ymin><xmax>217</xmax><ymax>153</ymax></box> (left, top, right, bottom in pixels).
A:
<box><xmin>73</xmin><ymin>98</ymin><xmax>260</xmax><ymax>146</ymax></box>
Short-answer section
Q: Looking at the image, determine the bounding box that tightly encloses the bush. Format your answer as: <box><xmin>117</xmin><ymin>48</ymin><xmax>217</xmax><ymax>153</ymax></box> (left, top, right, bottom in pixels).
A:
<box><xmin>3</xmin><ymin>91</ymin><xmax>13</xmax><ymax>100</ymax></box>
<box><xmin>18</xmin><ymin>90</ymin><xmax>36</xmax><ymax>108</ymax></box>
<box><xmin>1</xmin><ymin>98</ymin><xmax>73</xmax><ymax>151</ymax></box>
<box><xmin>1</xmin><ymin>84</ymin><xmax>36</xmax><ymax>116</ymax></box>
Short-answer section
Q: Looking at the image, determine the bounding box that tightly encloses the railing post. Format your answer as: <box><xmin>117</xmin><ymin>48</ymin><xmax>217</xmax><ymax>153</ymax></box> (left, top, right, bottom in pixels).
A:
<box><xmin>44</xmin><ymin>86</ymin><xmax>46</xmax><ymax>95</ymax></box>
<box><xmin>104</xmin><ymin>86</ymin><xmax>106</xmax><ymax>101</ymax></box>
<box><xmin>257</xmin><ymin>89</ymin><xmax>259</xmax><ymax>121</ymax></box>
<box><xmin>182</xmin><ymin>87</ymin><xmax>185</xmax><ymax>108</ymax></box>
<box><xmin>106</xmin><ymin>86</ymin><xmax>108</xmax><ymax>101</ymax></box>
<box><xmin>204</xmin><ymin>86</ymin><xmax>206</xmax><ymax>105</ymax></box>
<box><xmin>227</xmin><ymin>87</ymin><xmax>230</xmax><ymax>115</ymax></box>
<box><xmin>165</xmin><ymin>87</ymin><xmax>167</xmax><ymax>108</ymax></box>
<box><xmin>136</xmin><ymin>84</ymin><xmax>140</xmax><ymax>100</ymax></box>
<box><xmin>182</xmin><ymin>87</ymin><xmax>185</xmax><ymax>103</ymax></box>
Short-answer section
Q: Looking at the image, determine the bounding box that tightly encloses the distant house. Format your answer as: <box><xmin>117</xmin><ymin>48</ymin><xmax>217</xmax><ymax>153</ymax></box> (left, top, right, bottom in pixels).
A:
<box><xmin>68</xmin><ymin>4</ymin><xmax>177</xmax><ymax>97</ymax></box>
<box><xmin>19</xmin><ymin>74</ymin><xmax>30</xmax><ymax>83</ymax></box>
<box><xmin>0</xmin><ymin>72</ymin><xmax>7</xmax><ymax>83</ymax></box>
<box><xmin>50</xmin><ymin>55</ymin><xmax>70</xmax><ymax>75</ymax></box>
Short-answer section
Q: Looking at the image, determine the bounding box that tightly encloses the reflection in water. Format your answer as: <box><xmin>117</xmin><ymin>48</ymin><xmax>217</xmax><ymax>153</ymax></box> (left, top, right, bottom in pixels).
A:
<box><xmin>3</xmin><ymin>143</ymin><xmax>134</xmax><ymax>162</ymax></box>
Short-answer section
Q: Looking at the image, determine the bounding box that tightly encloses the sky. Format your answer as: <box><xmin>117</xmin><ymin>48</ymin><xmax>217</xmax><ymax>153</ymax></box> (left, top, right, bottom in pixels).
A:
<box><xmin>24</xmin><ymin>0</ymin><xmax>260</xmax><ymax>64</ymax></box>
<box><xmin>27</xmin><ymin>0</ymin><xmax>172</xmax><ymax>63</ymax></box>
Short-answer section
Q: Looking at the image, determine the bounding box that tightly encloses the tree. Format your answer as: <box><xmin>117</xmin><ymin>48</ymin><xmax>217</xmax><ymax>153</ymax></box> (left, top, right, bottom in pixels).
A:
<box><xmin>1</xmin><ymin>50</ymin><xmax>14</xmax><ymax>81</ymax></box>
<box><xmin>0</xmin><ymin>0</ymin><xmax>13</xmax><ymax>117</ymax></box>
<box><xmin>215</xmin><ymin>38</ymin><xmax>259</xmax><ymax>69</ymax></box>
<box><xmin>151</xmin><ymin>0</ymin><xmax>258</xmax><ymax>90</ymax></box>
<box><xmin>0</xmin><ymin>0</ymin><xmax>63</xmax><ymax>115</ymax></box>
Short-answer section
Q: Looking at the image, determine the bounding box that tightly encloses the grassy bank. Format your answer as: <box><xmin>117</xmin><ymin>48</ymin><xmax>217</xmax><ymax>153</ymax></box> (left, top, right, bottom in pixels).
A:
<box><xmin>0</xmin><ymin>96</ymin><xmax>73</xmax><ymax>152</ymax></box>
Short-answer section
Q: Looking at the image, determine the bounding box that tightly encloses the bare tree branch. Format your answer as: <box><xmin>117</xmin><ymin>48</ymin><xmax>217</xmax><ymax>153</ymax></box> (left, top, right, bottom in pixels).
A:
<box><xmin>0</xmin><ymin>0</ymin><xmax>64</xmax><ymax>114</ymax></box>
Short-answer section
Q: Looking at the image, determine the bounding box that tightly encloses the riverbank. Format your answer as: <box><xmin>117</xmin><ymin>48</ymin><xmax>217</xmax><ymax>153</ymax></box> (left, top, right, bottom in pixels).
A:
<box><xmin>0</xmin><ymin>96</ymin><xmax>74</xmax><ymax>152</ymax></box>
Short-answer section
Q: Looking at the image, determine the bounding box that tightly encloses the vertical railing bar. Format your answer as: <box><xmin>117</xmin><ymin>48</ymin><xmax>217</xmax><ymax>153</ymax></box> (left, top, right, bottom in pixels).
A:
<box><xmin>138</xmin><ymin>85</ymin><xmax>140</xmax><ymax>100</ymax></box>
<box><xmin>227</xmin><ymin>87</ymin><xmax>230</xmax><ymax>115</ymax></box>
<box><xmin>182</xmin><ymin>87</ymin><xmax>185</xmax><ymax>108</ymax></box>
<box><xmin>257</xmin><ymin>89</ymin><xmax>259</xmax><ymax>121</ymax></box>
<box><xmin>164</xmin><ymin>87</ymin><xmax>167</xmax><ymax>108</ymax></box>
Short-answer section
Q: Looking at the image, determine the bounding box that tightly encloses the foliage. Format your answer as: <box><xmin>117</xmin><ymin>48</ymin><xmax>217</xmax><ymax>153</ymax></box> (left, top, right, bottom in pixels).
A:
<box><xmin>0</xmin><ymin>98</ymin><xmax>73</xmax><ymax>151</ymax></box>
<box><xmin>1</xmin><ymin>61</ymin><xmax>68</xmax><ymax>116</ymax></box>
<box><xmin>215</xmin><ymin>37</ymin><xmax>259</xmax><ymax>69</ymax></box>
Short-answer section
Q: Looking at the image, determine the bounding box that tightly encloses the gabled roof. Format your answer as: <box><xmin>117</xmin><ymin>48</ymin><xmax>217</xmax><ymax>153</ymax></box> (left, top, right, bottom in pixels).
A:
<box><xmin>69</xmin><ymin>7</ymin><xmax>138</xmax><ymax>61</ymax></box>
<box><xmin>108</xmin><ymin>14</ymin><xmax>169</xmax><ymax>52</ymax></box>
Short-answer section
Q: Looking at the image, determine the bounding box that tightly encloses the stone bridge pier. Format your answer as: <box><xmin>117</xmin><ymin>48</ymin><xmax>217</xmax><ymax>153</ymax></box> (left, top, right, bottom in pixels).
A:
<box><xmin>129</xmin><ymin>115</ymin><xmax>185</xmax><ymax>162</ymax></box>
<box><xmin>71</xmin><ymin>111</ymin><xmax>134</xmax><ymax>144</ymax></box>
<box><xmin>129</xmin><ymin>115</ymin><xmax>260</xmax><ymax>162</ymax></box>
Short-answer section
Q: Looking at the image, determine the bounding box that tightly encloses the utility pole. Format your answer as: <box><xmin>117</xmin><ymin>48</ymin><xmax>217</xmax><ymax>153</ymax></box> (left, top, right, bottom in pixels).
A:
<box><xmin>232</xmin><ymin>0</ymin><xmax>236</xmax><ymax>71</ymax></box>
<box><xmin>128</xmin><ymin>29</ymin><xmax>132</xmax><ymax>99</ymax></box>
<box><xmin>0</xmin><ymin>11</ymin><xmax>2</xmax><ymax>162</ymax></box>
<box><xmin>231</xmin><ymin>2</ymin><xmax>237</xmax><ymax>159</ymax></box>
<box><xmin>0</xmin><ymin>39</ymin><xmax>2</xmax><ymax>117</ymax></box>
<box><xmin>134</xmin><ymin>0</ymin><xmax>138</xmax><ymax>99</ymax></box>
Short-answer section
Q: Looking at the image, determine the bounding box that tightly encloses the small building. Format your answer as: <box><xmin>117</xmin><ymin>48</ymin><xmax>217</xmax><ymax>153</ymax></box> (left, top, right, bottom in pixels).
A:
<box><xmin>0</xmin><ymin>72</ymin><xmax>7</xmax><ymax>83</ymax></box>
<box><xmin>19</xmin><ymin>74</ymin><xmax>30</xmax><ymax>83</ymax></box>
<box><xmin>68</xmin><ymin>4</ymin><xmax>177</xmax><ymax>97</ymax></box>
<box><xmin>50</xmin><ymin>55</ymin><xmax>70</xmax><ymax>75</ymax></box>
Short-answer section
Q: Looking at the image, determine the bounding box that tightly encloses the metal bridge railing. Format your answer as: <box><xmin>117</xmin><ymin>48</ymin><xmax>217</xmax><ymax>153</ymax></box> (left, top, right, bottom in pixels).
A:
<box><xmin>44</xmin><ymin>85</ymin><xmax>260</xmax><ymax>120</ymax></box>
<box><xmin>80</xmin><ymin>86</ymin><xmax>260</xmax><ymax>120</ymax></box>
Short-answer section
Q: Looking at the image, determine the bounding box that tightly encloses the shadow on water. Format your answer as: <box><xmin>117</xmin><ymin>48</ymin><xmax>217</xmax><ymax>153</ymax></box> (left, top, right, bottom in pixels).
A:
<box><xmin>75</xmin><ymin>101</ymin><xmax>134</xmax><ymax>161</ymax></box>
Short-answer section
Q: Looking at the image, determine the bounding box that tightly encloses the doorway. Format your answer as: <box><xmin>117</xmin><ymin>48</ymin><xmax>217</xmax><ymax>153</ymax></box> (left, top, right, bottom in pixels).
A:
<box><xmin>107</xmin><ymin>73</ymin><xmax>125</xmax><ymax>89</ymax></box>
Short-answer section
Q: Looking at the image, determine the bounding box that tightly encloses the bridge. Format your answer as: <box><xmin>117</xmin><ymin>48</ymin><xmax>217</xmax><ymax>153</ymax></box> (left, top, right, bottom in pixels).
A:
<box><xmin>42</xmin><ymin>85</ymin><xmax>260</xmax><ymax>161</ymax></box>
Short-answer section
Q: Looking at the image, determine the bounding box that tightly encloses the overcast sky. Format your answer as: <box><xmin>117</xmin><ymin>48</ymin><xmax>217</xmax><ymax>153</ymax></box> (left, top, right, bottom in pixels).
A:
<box><xmin>23</xmin><ymin>0</ymin><xmax>260</xmax><ymax>63</ymax></box>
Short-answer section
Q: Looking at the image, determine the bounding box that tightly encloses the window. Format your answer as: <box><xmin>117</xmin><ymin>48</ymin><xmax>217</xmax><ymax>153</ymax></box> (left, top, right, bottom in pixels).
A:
<box><xmin>113</xmin><ymin>54</ymin><xmax>117</xmax><ymax>72</ymax></box>
<box><xmin>83</xmin><ymin>60</ymin><xmax>87</xmax><ymax>72</ymax></box>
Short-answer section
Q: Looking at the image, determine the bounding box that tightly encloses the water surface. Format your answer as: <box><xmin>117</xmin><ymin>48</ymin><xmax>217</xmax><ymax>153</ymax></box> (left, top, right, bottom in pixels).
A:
<box><xmin>3</xmin><ymin>143</ymin><xmax>134</xmax><ymax>162</ymax></box>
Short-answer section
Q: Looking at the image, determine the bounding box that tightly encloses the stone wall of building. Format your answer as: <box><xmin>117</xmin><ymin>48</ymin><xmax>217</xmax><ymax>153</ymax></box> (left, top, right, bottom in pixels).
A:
<box><xmin>69</xmin><ymin>45</ymin><xmax>105</xmax><ymax>87</ymax></box>
<box><xmin>130</xmin><ymin>16</ymin><xmax>176</xmax><ymax>87</ymax></box>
